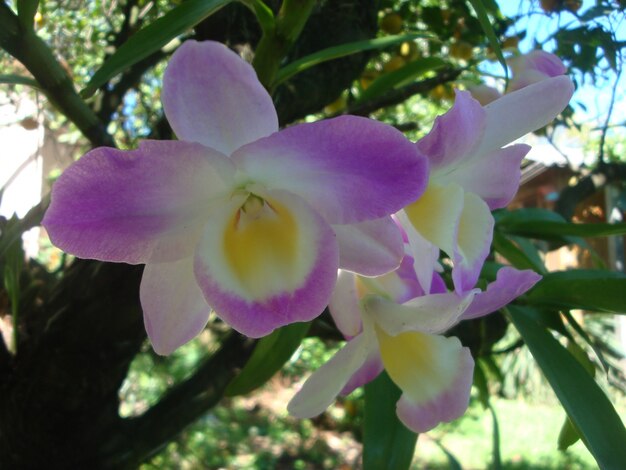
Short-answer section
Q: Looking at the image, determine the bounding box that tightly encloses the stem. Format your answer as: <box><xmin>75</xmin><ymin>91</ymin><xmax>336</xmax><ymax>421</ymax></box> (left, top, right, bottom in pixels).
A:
<box><xmin>251</xmin><ymin>0</ymin><xmax>316</xmax><ymax>91</ymax></box>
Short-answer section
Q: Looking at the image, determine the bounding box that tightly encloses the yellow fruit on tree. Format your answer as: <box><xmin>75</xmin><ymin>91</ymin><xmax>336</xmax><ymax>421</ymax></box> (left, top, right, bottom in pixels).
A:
<box><xmin>383</xmin><ymin>56</ymin><xmax>406</xmax><ymax>73</ymax></box>
<box><xmin>360</xmin><ymin>70</ymin><xmax>379</xmax><ymax>90</ymax></box>
<box><xmin>380</xmin><ymin>12</ymin><xmax>403</xmax><ymax>34</ymax></box>
<box><xmin>449</xmin><ymin>41</ymin><xmax>474</xmax><ymax>61</ymax></box>
<box><xmin>399</xmin><ymin>41</ymin><xmax>420</xmax><ymax>60</ymax></box>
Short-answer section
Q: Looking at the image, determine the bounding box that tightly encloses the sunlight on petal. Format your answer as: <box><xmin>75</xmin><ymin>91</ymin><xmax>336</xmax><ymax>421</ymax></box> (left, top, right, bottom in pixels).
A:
<box><xmin>364</xmin><ymin>290</ymin><xmax>476</xmax><ymax>336</ymax></box>
<box><xmin>377</xmin><ymin>328</ymin><xmax>458</xmax><ymax>402</ymax></box>
<box><xmin>395</xmin><ymin>342</ymin><xmax>474</xmax><ymax>433</ymax></box>
<box><xmin>403</xmin><ymin>183</ymin><xmax>464</xmax><ymax>258</ymax></box>
<box><xmin>376</xmin><ymin>328</ymin><xmax>473</xmax><ymax>420</ymax></box>
<box><xmin>453</xmin><ymin>192</ymin><xmax>494</xmax><ymax>291</ymax></box>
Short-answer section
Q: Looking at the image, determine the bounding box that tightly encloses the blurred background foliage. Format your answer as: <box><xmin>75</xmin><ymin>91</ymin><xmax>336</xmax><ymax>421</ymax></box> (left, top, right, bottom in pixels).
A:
<box><xmin>1</xmin><ymin>0</ymin><xmax>626</xmax><ymax>468</ymax></box>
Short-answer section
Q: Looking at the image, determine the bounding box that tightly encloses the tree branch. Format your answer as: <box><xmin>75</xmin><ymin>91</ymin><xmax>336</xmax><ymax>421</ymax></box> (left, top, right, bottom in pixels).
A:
<box><xmin>0</xmin><ymin>3</ymin><xmax>113</xmax><ymax>147</ymax></box>
<box><xmin>100</xmin><ymin>332</ymin><xmax>257</xmax><ymax>469</ymax></box>
<box><xmin>96</xmin><ymin>50</ymin><xmax>167</xmax><ymax>125</ymax></box>
<box><xmin>338</xmin><ymin>67</ymin><xmax>462</xmax><ymax>117</ymax></box>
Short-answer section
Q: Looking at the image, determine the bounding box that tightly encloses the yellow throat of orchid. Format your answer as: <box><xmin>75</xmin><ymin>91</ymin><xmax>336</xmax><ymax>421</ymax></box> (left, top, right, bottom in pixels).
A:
<box><xmin>223</xmin><ymin>194</ymin><xmax>299</xmax><ymax>298</ymax></box>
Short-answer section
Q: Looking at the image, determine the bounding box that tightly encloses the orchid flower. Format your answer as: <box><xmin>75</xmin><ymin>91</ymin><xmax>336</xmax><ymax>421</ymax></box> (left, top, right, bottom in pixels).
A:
<box><xmin>507</xmin><ymin>50</ymin><xmax>568</xmax><ymax>92</ymax></box>
<box><xmin>468</xmin><ymin>50</ymin><xmax>567</xmax><ymax>104</ymax></box>
<box><xmin>42</xmin><ymin>40</ymin><xmax>428</xmax><ymax>354</ymax></box>
<box><xmin>398</xmin><ymin>74</ymin><xmax>574</xmax><ymax>293</ymax></box>
<box><xmin>288</xmin><ymin>261</ymin><xmax>541</xmax><ymax>433</ymax></box>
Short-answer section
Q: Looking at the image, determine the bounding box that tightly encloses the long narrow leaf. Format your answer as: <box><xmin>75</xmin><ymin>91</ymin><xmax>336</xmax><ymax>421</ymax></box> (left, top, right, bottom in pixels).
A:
<box><xmin>501</xmin><ymin>220</ymin><xmax>626</xmax><ymax>238</ymax></box>
<box><xmin>273</xmin><ymin>34</ymin><xmax>432</xmax><ymax>87</ymax></box>
<box><xmin>225</xmin><ymin>321</ymin><xmax>310</xmax><ymax>396</ymax></box>
<box><xmin>562</xmin><ymin>310</ymin><xmax>610</xmax><ymax>374</ymax></box>
<box><xmin>357</xmin><ymin>57</ymin><xmax>445</xmax><ymax>103</ymax></box>
<box><xmin>466</xmin><ymin>0</ymin><xmax>508</xmax><ymax>80</ymax></box>
<box><xmin>363</xmin><ymin>372</ymin><xmax>417</xmax><ymax>470</ymax></box>
<box><xmin>432</xmin><ymin>439</ymin><xmax>463</xmax><ymax>470</ymax></box>
<box><xmin>492</xmin><ymin>232</ymin><xmax>546</xmax><ymax>273</ymax></box>
<box><xmin>509</xmin><ymin>305</ymin><xmax>626</xmax><ymax>469</ymax></box>
<box><xmin>527</xmin><ymin>270</ymin><xmax>626</xmax><ymax>313</ymax></box>
<box><xmin>82</xmin><ymin>0</ymin><xmax>232</xmax><ymax>97</ymax></box>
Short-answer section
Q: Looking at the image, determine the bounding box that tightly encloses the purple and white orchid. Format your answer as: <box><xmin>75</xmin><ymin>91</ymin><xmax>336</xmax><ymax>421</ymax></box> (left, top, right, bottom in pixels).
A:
<box><xmin>507</xmin><ymin>49</ymin><xmax>568</xmax><ymax>92</ymax></box>
<box><xmin>399</xmin><ymin>74</ymin><xmax>574</xmax><ymax>294</ymax></box>
<box><xmin>288</xmin><ymin>261</ymin><xmax>541</xmax><ymax>433</ymax></box>
<box><xmin>42</xmin><ymin>40</ymin><xmax>428</xmax><ymax>354</ymax></box>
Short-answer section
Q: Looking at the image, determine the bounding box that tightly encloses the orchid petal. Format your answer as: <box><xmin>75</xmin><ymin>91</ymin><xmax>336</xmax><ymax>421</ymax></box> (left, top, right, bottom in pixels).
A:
<box><xmin>416</xmin><ymin>90</ymin><xmax>486</xmax><ymax>170</ymax></box>
<box><xmin>232</xmin><ymin>116</ymin><xmax>428</xmax><ymax>224</ymax></box>
<box><xmin>329</xmin><ymin>270</ymin><xmax>363</xmax><ymax>338</ymax></box>
<box><xmin>43</xmin><ymin>140</ymin><xmax>235</xmax><ymax>264</ymax></box>
<box><xmin>363</xmin><ymin>289</ymin><xmax>477</xmax><ymax>336</ymax></box>
<box><xmin>140</xmin><ymin>257</ymin><xmax>211</xmax><ymax>355</ymax></box>
<box><xmin>387</xmin><ymin>333</ymin><xmax>474</xmax><ymax>433</ymax></box>
<box><xmin>357</xmin><ymin>256</ymin><xmax>424</xmax><ymax>304</ymax></box>
<box><xmin>508</xmin><ymin>50</ymin><xmax>567</xmax><ymax>92</ymax></box>
<box><xmin>340</xmin><ymin>348</ymin><xmax>384</xmax><ymax>396</ymax></box>
<box><xmin>396</xmin><ymin>210</ymin><xmax>440</xmax><ymax>294</ymax></box>
<box><xmin>430</xmin><ymin>272</ymin><xmax>448</xmax><ymax>294</ymax></box>
<box><xmin>508</xmin><ymin>69</ymin><xmax>558</xmax><ymax>92</ymax></box>
<box><xmin>162</xmin><ymin>40</ymin><xmax>278</xmax><ymax>155</ymax></box>
<box><xmin>333</xmin><ymin>217</ymin><xmax>404</xmax><ymax>276</ymax></box>
<box><xmin>452</xmin><ymin>192</ymin><xmax>495</xmax><ymax>292</ymax></box>
<box><xmin>329</xmin><ymin>258</ymin><xmax>424</xmax><ymax>339</ymax></box>
<box><xmin>194</xmin><ymin>189</ymin><xmax>338</xmax><ymax>337</ymax></box>
<box><xmin>474</xmin><ymin>76</ymin><xmax>574</xmax><ymax>156</ymax></box>
<box><xmin>435</xmin><ymin>144</ymin><xmax>530</xmax><ymax>210</ymax></box>
<box><xmin>462</xmin><ymin>267</ymin><xmax>542</xmax><ymax>320</ymax></box>
<box><xmin>509</xmin><ymin>50</ymin><xmax>567</xmax><ymax>78</ymax></box>
<box><xmin>288</xmin><ymin>332</ymin><xmax>375</xmax><ymax>418</ymax></box>
<box><xmin>403</xmin><ymin>183</ymin><xmax>464</xmax><ymax>260</ymax></box>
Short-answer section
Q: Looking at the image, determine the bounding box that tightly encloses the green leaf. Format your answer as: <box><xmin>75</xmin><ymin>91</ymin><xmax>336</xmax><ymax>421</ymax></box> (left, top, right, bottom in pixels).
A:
<box><xmin>558</xmin><ymin>415</ymin><xmax>581</xmax><ymax>451</ymax></box>
<box><xmin>357</xmin><ymin>57</ymin><xmax>445</xmax><ymax>103</ymax></box>
<box><xmin>273</xmin><ymin>33</ymin><xmax>432</xmax><ymax>87</ymax></box>
<box><xmin>495</xmin><ymin>207</ymin><xmax>567</xmax><ymax>225</ymax></box>
<box><xmin>492</xmin><ymin>232</ymin><xmax>546</xmax><ymax>273</ymax></box>
<box><xmin>81</xmin><ymin>0</ymin><xmax>232</xmax><ymax>97</ymax></box>
<box><xmin>241</xmin><ymin>0</ymin><xmax>275</xmax><ymax>33</ymax></box>
<box><xmin>0</xmin><ymin>74</ymin><xmax>41</xmax><ymax>89</ymax></box>
<box><xmin>527</xmin><ymin>270</ymin><xmax>626</xmax><ymax>313</ymax></box>
<box><xmin>496</xmin><ymin>209</ymin><xmax>623</xmax><ymax>261</ymax></box>
<box><xmin>509</xmin><ymin>305</ymin><xmax>626</xmax><ymax>469</ymax></box>
<box><xmin>500</xmin><ymin>220</ymin><xmax>626</xmax><ymax>239</ymax></box>
<box><xmin>225</xmin><ymin>321</ymin><xmax>309</xmax><ymax>396</ymax></box>
<box><xmin>363</xmin><ymin>372</ymin><xmax>417</xmax><ymax>470</ymax></box>
<box><xmin>466</xmin><ymin>0</ymin><xmax>508</xmax><ymax>81</ymax></box>
<box><xmin>520</xmin><ymin>308</ymin><xmax>571</xmax><ymax>339</ymax></box>
<box><xmin>432</xmin><ymin>439</ymin><xmax>463</xmax><ymax>470</ymax></box>
<box><xmin>562</xmin><ymin>310</ymin><xmax>609</xmax><ymax>375</ymax></box>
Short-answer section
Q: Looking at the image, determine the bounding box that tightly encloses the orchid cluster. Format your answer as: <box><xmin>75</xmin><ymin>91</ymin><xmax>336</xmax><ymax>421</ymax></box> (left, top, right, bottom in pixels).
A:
<box><xmin>42</xmin><ymin>41</ymin><xmax>573</xmax><ymax>434</ymax></box>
